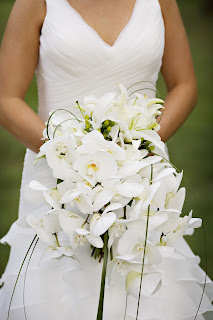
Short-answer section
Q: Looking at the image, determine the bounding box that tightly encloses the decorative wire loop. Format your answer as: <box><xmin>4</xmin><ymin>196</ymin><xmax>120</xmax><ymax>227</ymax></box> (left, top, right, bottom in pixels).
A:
<box><xmin>52</xmin><ymin>118</ymin><xmax>80</xmax><ymax>138</ymax></box>
<box><xmin>7</xmin><ymin>235</ymin><xmax>38</xmax><ymax>320</ymax></box>
<box><xmin>126</xmin><ymin>80</ymin><xmax>160</xmax><ymax>98</ymax></box>
<box><xmin>23</xmin><ymin>238</ymin><xmax>39</xmax><ymax>320</ymax></box>
<box><xmin>46</xmin><ymin>108</ymin><xmax>82</xmax><ymax>140</ymax></box>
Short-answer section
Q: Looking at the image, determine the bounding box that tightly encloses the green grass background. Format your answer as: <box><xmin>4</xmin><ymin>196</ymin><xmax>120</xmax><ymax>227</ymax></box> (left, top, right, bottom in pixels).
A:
<box><xmin>0</xmin><ymin>0</ymin><xmax>213</xmax><ymax>282</ymax></box>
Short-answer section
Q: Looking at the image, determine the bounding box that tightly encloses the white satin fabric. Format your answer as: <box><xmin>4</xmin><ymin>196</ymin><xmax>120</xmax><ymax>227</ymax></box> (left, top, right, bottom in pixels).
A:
<box><xmin>0</xmin><ymin>0</ymin><xmax>213</xmax><ymax>319</ymax></box>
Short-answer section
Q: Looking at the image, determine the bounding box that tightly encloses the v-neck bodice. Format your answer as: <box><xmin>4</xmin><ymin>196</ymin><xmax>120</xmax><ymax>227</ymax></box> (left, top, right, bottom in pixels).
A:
<box><xmin>35</xmin><ymin>0</ymin><xmax>165</xmax><ymax>121</ymax></box>
<box><xmin>63</xmin><ymin>0</ymin><xmax>139</xmax><ymax>48</ymax></box>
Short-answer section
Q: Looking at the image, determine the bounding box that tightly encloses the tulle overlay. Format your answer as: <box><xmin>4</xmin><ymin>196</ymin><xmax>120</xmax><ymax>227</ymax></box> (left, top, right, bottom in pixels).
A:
<box><xmin>1</xmin><ymin>0</ymin><xmax>213</xmax><ymax>318</ymax></box>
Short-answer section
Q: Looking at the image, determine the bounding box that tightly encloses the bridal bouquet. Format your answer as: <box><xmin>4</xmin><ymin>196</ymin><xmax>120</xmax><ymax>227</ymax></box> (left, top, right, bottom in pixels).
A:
<box><xmin>16</xmin><ymin>83</ymin><xmax>202</xmax><ymax>319</ymax></box>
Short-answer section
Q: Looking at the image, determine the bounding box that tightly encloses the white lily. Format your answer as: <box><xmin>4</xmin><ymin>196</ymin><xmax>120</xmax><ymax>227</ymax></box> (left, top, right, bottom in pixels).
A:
<box><xmin>123</xmin><ymin>141</ymin><xmax>148</xmax><ymax>162</ymax></box>
<box><xmin>132</xmin><ymin>130</ymin><xmax>166</xmax><ymax>155</ymax></box>
<box><xmin>90</xmin><ymin>91</ymin><xmax>117</xmax><ymax>127</ymax></box>
<box><xmin>83</xmin><ymin>94</ymin><xmax>99</xmax><ymax>117</ymax></box>
<box><xmin>102</xmin><ymin>84</ymin><xmax>132</xmax><ymax>124</ymax></box>
<box><xmin>128</xmin><ymin>97</ymin><xmax>164</xmax><ymax>133</ymax></box>
<box><xmin>77</xmin><ymin>130</ymin><xmax>126</xmax><ymax>161</ymax></box>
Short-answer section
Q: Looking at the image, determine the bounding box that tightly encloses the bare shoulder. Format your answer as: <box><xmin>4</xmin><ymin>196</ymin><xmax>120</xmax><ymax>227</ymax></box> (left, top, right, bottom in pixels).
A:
<box><xmin>0</xmin><ymin>0</ymin><xmax>47</xmax><ymax>99</ymax></box>
<box><xmin>158</xmin><ymin>0</ymin><xmax>178</xmax><ymax>10</ymax></box>
<box><xmin>158</xmin><ymin>0</ymin><xmax>196</xmax><ymax>92</ymax></box>
<box><xmin>158</xmin><ymin>0</ymin><xmax>181</xmax><ymax>18</ymax></box>
<box><xmin>11</xmin><ymin>0</ymin><xmax>46</xmax><ymax>31</ymax></box>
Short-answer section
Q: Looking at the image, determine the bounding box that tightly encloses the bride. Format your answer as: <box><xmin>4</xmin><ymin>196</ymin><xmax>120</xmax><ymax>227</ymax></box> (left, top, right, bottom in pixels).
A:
<box><xmin>0</xmin><ymin>0</ymin><xmax>213</xmax><ymax>319</ymax></box>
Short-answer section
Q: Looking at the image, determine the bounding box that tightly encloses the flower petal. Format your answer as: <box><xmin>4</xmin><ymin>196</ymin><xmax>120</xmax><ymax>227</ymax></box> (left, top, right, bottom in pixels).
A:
<box><xmin>90</xmin><ymin>212</ymin><xmax>116</xmax><ymax>236</ymax></box>
<box><xmin>29</xmin><ymin>180</ymin><xmax>49</xmax><ymax>191</ymax></box>
<box><xmin>85</xmin><ymin>234</ymin><xmax>104</xmax><ymax>248</ymax></box>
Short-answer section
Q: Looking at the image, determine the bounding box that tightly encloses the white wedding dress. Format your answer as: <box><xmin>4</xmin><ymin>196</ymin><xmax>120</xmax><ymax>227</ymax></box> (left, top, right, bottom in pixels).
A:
<box><xmin>0</xmin><ymin>0</ymin><xmax>213</xmax><ymax>319</ymax></box>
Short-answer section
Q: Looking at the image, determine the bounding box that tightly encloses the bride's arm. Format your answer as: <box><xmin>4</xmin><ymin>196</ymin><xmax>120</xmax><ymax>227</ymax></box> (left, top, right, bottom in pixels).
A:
<box><xmin>157</xmin><ymin>0</ymin><xmax>198</xmax><ymax>142</ymax></box>
<box><xmin>0</xmin><ymin>0</ymin><xmax>46</xmax><ymax>154</ymax></box>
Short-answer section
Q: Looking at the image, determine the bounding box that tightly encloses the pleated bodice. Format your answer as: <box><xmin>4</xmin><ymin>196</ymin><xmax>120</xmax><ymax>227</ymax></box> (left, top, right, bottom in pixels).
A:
<box><xmin>35</xmin><ymin>0</ymin><xmax>165</xmax><ymax>121</ymax></box>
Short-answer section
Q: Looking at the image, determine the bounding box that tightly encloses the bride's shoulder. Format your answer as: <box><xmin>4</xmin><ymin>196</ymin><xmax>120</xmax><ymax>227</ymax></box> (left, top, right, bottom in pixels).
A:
<box><xmin>158</xmin><ymin>0</ymin><xmax>182</xmax><ymax>24</ymax></box>
<box><xmin>158</xmin><ymin>0</ymin><xmax>178</xmax><ymax>9</ymax></box>
<box><xmin>13</xmin><ymin>0</ymin><xmax>46</xmax><ymax>31</ymax></box>
<box><xmin>158</xmin><ymin>0</ymin><xmax>181</xmax><ymax>18</ymax></box>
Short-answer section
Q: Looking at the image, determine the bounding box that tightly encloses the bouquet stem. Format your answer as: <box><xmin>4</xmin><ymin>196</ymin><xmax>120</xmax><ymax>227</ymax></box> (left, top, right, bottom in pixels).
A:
<box><xmin>96</xmin><ymin>231</ymin><xmax>109</xmax><ymax>320</ymax></box>
<box><xmin>136</xmin><ymin>164</ymin><xmax>153</xmax><ymax>319</ymax></box>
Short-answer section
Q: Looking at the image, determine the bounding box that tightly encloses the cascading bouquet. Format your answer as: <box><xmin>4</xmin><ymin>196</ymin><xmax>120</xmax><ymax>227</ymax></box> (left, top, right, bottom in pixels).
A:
<box><xmin>14</xmin><ymin>83</ymin><xmax>202</xmax><ymax>319</ymax></box>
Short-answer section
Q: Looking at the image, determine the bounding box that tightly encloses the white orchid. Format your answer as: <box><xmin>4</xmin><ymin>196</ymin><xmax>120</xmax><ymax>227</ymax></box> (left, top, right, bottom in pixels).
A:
<box><xmin>151</xmin><ymin>170</ymin><xmax>184</xmax><ymax>210</ymax></box>
<box><xmin>92</xmin><ymin>184</ymin><xmax>115</xmax><ymax>212</ymax></box>
<box><xmin>59</xmin><ymin>182</ymin><xmax>93</xmax><ymax>214</ymax></box>
<box><xmin>125</xmin><ymin>268</ymin><xmax>162</xmax><ymax>298</ymax></box>
<box><xmin>89</xmin><ymin>203</ymin><xmax>121</xmax><ymax>236</ymax></box>
<box><xmin>71</xmin><ymin>227</ymin><xmax>104</xmax><ymax>249</ymax></box>
<box><xmin>134</xmin><ymin>178</ymin><xmax>161</xmax><ymax>212</ymax></box>
<box><xmin>25</xmin><ymin>82</ymin><xmax>203</xmax><ymax>304</ymax></box>
<box><xmin>165</xmin><ymin>187</ymin><xmax>186</xmax><ymax>212</ymax></box>
<box><xmin>108</xmin><ymin>218</ymin><xmax>131</xmax><ymax>249</ymax></box>
<box><xmin>37</xmin><ymin>134</ymin><xmax>79</xmax><ymax>180</ymax></box>
<box><xmin>107</xmin><ymin>255</ymin><xmax>139</xmax><ymax>284</ymax></box>
<box><xmin>159</xmin><ymin>210</ymin><xmax>202</xmax><ymax>246</ymax></box>
<box><xmin>58</xmin><ymin>209</ymin><xmax>85</xmax><ymax>238</ymax></box>
<box><xmin>117</xmin><ymin>227</ymin><xmax>162</xmax><ymax>266</ymax></box>
<box><xmin>118</xmin><ymin>155</ymin><xmax>161</xmax><ymax>178</ymax></box>
<box><xmin>26</xmin><ymin>180</ymin><xmax>62</xmax><ymax>209</ymax></box>
<box><xmin>40</xmin><ymin>244</ymin><xmax>75</xmax><ymax>265</ymax></box>
<box><xmin>23</xmin><ymin>212</ymin><xmax>61</xmax><ymax>247</ymax></box>
<box><xmin>73</xmin><ymin>150</ymin><xmax>118</xmax><ymax>185</ymax></box>
<box><xmin>103</xmin><ymin>175</ymin><xmax>144</xmax><ymax>199</ymax></box>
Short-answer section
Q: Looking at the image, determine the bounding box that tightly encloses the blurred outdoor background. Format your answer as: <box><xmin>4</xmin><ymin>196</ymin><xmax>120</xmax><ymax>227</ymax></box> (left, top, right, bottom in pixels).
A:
<box><xmin>0</xmin><ymin>0</ymin><xmax>213</xmax><ymax>284</ymax></box>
